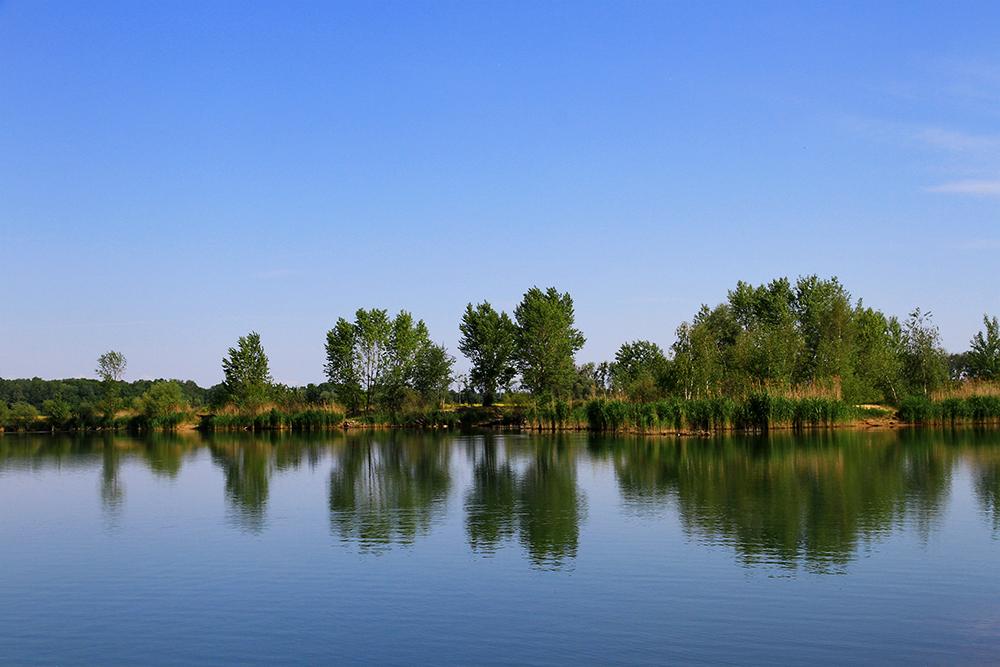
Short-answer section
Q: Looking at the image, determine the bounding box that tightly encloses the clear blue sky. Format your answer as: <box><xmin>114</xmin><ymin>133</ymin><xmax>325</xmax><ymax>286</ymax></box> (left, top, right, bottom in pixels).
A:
<box><xmin>2</xmin><ymin>1</ymin><xmax>997</xmax><ymax>388</ymax></box>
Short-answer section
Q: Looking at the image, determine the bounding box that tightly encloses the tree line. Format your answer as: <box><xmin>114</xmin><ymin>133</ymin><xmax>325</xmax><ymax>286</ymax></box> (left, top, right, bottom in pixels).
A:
<box><xmin>3</xmin><ymin>277</ymin><xmax>999</xmax><ymax>430</ymax></box>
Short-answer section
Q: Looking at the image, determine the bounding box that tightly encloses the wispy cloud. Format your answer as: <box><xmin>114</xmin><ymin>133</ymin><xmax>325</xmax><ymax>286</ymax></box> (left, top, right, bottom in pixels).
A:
<box><xmin>927</xmin><ymin>180</ymin><xmax>1000</xmax><ymax>196</ymax></box>
<box><xmin>921</xmin><ymin>128</ymin><xmax>1000</xmax><ymax>153</ymax></box>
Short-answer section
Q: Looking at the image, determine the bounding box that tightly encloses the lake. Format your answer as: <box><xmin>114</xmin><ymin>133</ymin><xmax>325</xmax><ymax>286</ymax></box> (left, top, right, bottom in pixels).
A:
<box><xmin>2</xmin><ymin>428</ymin><xmax>999</xmax><ymax>666</ymax></box>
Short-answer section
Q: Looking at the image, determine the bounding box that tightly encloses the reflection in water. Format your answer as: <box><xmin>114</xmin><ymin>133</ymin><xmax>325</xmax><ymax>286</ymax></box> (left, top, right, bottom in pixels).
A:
<box><xmin>4</xmin><ymin>428</ymin><xmax>1000</xmax><ymax>571</ymax></box>
<box><xmin>100</xmin><ymin>437</ymin><xmax>124</xmax><ymax>531</ymax></box>
<box><xmin>328</xmin><ymin>432</ymin><xmax>451</xmax><ymax>553</ymax></box>
<box><xmin>211</xmin><ymin>442</ymin><xmax>272</xmax><ymax>533</ymax></box>
<box><xmin>465</xmin><ymin>434</ymin><xmax>586</xmax><ymax>570</ymax></box>
<box><xmin>465</xmin><ymin>437</ymin><xmax>518</xmax><ymax>553</ymax></box>
<box><xmin>596</xmin><ymin>430</ymin><xmax>956</xmax><ymax>572</ymax></box>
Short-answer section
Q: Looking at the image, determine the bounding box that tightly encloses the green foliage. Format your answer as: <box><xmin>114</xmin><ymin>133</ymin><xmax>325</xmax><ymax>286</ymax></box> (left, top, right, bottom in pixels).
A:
<box><xmin>222</xmin><ymin>332</ymin><xmax>274</xmax><ymax>411</ymax></box>
<box><xmin>134</xmin><ymin>380</ymin><xmax>186</xmax><ymax>418</ymax></box>
<box><xmin>899</xmin><ymin>309</ymin><xmax>949</xmax><ymax>398</ymax></box>
<box><xmin>514</xmin><ymin>286</ymin><xmax>586</xmax><ymax>398</ymax></box>
<box><xmin>897</xmin><ymin>395</ymin><xmax>935</xmax><ymax>424</ymax></box>
<box><xmin>612</xmin><ymin>340</ymin><xmax>668</xmax><ymax>401</ymax></box>
<box><xmin>96</xmin><ymin>350</ymin><xmax>127</xmax><ymax>418</ymax></box>
<box><xmin>326</xmin><ymin>308</ymin><xmax>454</xmax><ymax>414</ymax></box>
<box><xmin>792</xmin><ymin>276</ymin><xmax>856</xmax><ymax>386</ymax></box>
<box><xmin>852</xmin><ymin>307</ymin><xmax>903</xmax><ymax>404</ymax></box>
<box><xmin>201</xmin><ymin>407</ymin><xmax>345</xmax><ymax>431</ymax></box>
<box><xmin>967</xmin><ymin>314</ymin><xmax>1000</xmax><ymax>380</ymax></box>
<box><xmin>8</xmin><ymin>402</ymin><xmax>39</xmax><ymax>431</ymax></box>
<box><xmin>458</xmin><ymin>301</ymin><xmax>518</xmax><ymax>406</ymax></box>
<box><xmin>42</xmin><ymin>398</ymin><xmax>72</xmax><ymax>429</ymax></box>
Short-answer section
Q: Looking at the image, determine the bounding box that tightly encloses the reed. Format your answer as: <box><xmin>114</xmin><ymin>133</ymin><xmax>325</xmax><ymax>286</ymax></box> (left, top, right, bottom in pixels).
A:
<box><xmin>930</xmin><ymin>380</ymin><xmax>1000</xmax><ymax>401</ymax></box>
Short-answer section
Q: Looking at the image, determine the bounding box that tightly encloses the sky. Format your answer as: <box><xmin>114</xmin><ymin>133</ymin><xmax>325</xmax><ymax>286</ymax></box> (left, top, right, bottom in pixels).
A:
<box><xmin>1</xmin><ymin>1</ymin><xmax>998</xmax><ymax>388</ymax></box>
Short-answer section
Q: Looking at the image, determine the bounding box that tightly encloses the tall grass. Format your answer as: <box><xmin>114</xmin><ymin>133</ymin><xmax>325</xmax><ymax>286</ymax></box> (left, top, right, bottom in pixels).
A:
<box><xmin>201</xmin><ymin>405</ymin><xmax>345</xmax><ymax>431</ymax></box>
<box><xmin>581</xmin><ymin>394</ymin><xmax>874</xmax><ymax>433</ymax></box>
<box><xmin>896</xmin><ymin>394</ymin><xmax>1000</xmax><ymax>425</ymax></box>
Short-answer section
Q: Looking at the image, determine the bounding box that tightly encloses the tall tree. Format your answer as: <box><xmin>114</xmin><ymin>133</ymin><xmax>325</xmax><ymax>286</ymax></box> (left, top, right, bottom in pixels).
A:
<box><xmin>852</xmin><ymin>307</ymin><xmax>903</xmax><ymax>404</ymax></box>
<box><xmin>96</xmin><ymin>350</ymin><xmax>127</xmax><ymax>419</ymax></box>
<box><xmin>458</xmin><ymin>301</ymin><xmax>518</xmax><ymax>406</ymax></box>
<box><xmin>325</xmin><ymin>309</ymin><xmax>453</xmax><ymax>412</ymax></box>
<box><xmin>514</xmin><ymin>287</ymin><xmax>586</xmax><ymax>398</ymax></box>
<box><xmin>222</xmin><ymin>332</ymin><xmax>273</xmax><ymax>410</ymax></box>
<box><xmin>612</xmin><ymin>340</ymin><xmax>668</xmax><ymax>401</ymax></box>
<box><xmin>354</xmin><ymin>309</ymin><xmax>392</xmax><ymax>413</ymax></box>
<box><xmin>792</xmin><ymin>275</ymin><xmax>856</xmax><ymax>386</ymax></box>
<box><xmin>899</xmin><ymin>309</ymin><xmax>949</xmax><ymax>397</ymax></box>
<box><xmin>967</xmin><ymin>314</ymin><xmax>1000</xmax><ymax>380</ymax></box>
<box><xmin>324</xmin><ymin>318</ymin><xmax>363</xmax><ymax>412</ymax></box>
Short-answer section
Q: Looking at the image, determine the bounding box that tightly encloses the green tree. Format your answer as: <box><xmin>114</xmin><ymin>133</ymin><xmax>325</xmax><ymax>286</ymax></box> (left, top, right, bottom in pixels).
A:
<box><xmin>354</xmin><ymin>308</ymin><xmax>391</xmax><ymax>413</ymax></box>
<box><xmin>612</xmin><ymin>340</ymin><xmax>668</xmax><ymax>402</ymax></box>
<box><xmin>412</xmin><ymin>342</ymin><xmax>456</xmax><ymax>405</ymax></box>
<box><xmin>792</xmin><ymin>275</ymin><xmax>856</xmax><ymax>386</ymax></box>
<box><xmin>135</xmin><ymin>380</ymin><xmax>186</xmax><ymax>418</ymax></box>
<box><xmin>324</xmin><ymin>318</ymin><xmax>363</xmax><ymax>412</ymax></box>
<box><xmin>326</xmin><ymin>309</ymin><xmax>453</xmax><ymax>412</ymax></box>
<box><xmin>900</xmin><ymin>309</ymin><xmax>949</xmax><ymax>397</ymax></box>
<box><xmin>222</xmin><ymin>332</ymin><xmax>273</xmax><ymax>411</ymax></box>
<box><xmin>725</xmin><ymin>278</ymin><xmax>801</xmax><ymax>392</ymax></box>
<box><xmin>669</xmin><ymin>306</ymin><xmax>729</xmax><ymax>399</ymax></box>
<box><xmin>42</xmin><ymin>398</ymin><xmax>72</xmax><ymax>430</ymax></box>
<box><xmin>458</xmin><ymin>301</ymin><xmax>518</xmax><ymax>406</ymax></box>
<box><xmin>9</xmin><ymin>402</ymin><xmax>39</xmax><ymax>431</ymax></box>
<box><xmin>967</xmin><ymin>314</ymin><xmax>1000</xmax><ymax>380</ymax></box>
<box><xmin>852</xmin><ymin>307</ymin><xmax>903</xmax><ymax>403</ymax></box>
<box><xmin>514</xmin><ymin>287</ymin><xmax>586</xmax><ymax>398</ymax></box>
<box><xmin>96</xmin><ymin>350</ymin><xmax>127</xmax><ymax>419</ymax></box>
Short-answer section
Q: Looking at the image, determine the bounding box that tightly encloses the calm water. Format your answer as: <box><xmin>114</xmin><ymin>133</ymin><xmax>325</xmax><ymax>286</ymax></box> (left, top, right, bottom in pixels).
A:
<box><xmin>2</xmin><ymin>428</ymin><xmax>1000</xmax><ymax>666</ymax></box>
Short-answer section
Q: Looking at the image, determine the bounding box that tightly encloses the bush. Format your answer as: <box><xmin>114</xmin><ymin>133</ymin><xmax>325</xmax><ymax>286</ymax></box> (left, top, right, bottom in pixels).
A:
<box><xmin>8</xmin><ymin>402</ymin><xmax>39</xmax><ymax>431</ymax></box>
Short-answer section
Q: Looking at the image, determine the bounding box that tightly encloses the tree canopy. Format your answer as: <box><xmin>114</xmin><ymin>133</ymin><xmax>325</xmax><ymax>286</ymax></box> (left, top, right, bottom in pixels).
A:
<box><xmin>514</xmin><ymin>287</ymin><xmax>586</xmax><ymax>398</ymax></box>
<box><xmin>458</xmin><ymin>301</ymin><xmax>518</xmax><ymax>406</ymax></box>
<box><xmin>325</xmin><ymin>309</ymin><xmax>454</xmax><ymax>413</ymax></box>
<box><xmin>222</xmin><ymin>332</ymin><xmax>273</xmax><ymax>410</ymax></box>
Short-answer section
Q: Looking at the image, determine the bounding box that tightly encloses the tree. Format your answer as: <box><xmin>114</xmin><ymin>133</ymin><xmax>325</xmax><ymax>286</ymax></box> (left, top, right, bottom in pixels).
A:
<box><xmin>612</xmin><ymin>340</ymin><xmax>668</xmax><ymax>402</ymax></box>
<box><xmin>852</xmin><ymin>307</ymin><xmax>903</xmax><ymax>404</ymax></box>
<box><xmin>413</xmin><ymin>342</ymin><xmax>456</xmax><ymax>405</ymax></box>
<box><xmin>135</xmin><ymin>380</ymin><xmax>185</xmax><ymax>418</ymax></box>
<box><xmin>792</xmin><ymin>275</ymin><xmax>856</xmax><ymax>385</ymax></box>
<box><xmin>324</xmin><ymin>318</ymin><xmax>363</xmax><ymax>412</ymax></box>
<box><xmin>514</xmin><ymin>287</ymin><xmax>586</xmax><ymax>398</ymax></box>
<box><xmin>9</xmin><ymin>402</ymin><xmax>38</xmax><ymax>431</ymax></box>
<box><xmin>325</xmin><ymin>309</ymin><xmax>454</xmax><ymax>413</ymax></box>
<box><xmin>222</xmin><ymin>332</ymin><xmax>273</xmax><ymax>410</ymax></box>
<box><xmin>96</xmin><ymin>351</ymin><xmax>127</xmax><ymax>419</ymax></box>
<box><xmin>900</xmin><ymin>309</ymin><xmax>949</xmax><ymax>397</ymax></box>
<box><xmin>354</xmin><ymin>309</ymin><xmax>392</xmax><ymax>413</ymax></box>
<box><xmin>967</xmin><ymin>314</ymin><xmax>1000</xmax><ymax>380</ymax></box>
<box><xmin>458</xmin><ymin>301</ymin><xmax>518</xmax><ymax>406</ymax></box>
<box><xmin>42</xmin><ymin>398</ymin><xmax>72</xmax><ymax>430</ymax></box>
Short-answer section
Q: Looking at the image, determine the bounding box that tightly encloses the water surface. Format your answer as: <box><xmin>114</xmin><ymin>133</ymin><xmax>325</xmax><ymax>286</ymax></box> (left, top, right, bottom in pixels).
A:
<box><xmin>2</xmin><ymin>428</ymin><xmax>999</xmax><ymax>666</ymax></box>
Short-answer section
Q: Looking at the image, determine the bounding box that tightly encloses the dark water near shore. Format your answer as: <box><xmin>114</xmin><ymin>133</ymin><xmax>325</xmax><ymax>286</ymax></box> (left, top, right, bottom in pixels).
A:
<box><xmin>2</xmin><ymin>428</ymin><xmax>1000</xmax><ymax>666</ymax></box>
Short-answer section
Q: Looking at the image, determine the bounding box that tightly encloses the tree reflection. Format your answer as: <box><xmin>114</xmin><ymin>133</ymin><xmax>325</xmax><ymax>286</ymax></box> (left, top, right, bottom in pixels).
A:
<box><xmin>210</xmin><ymin>438</ymin><xmax>272</xmax><ymax>533</ymax></box>
<box><xmin>601</xmin><ymin>430</ymin><xmax>954</xmax><ymax>572</ymax></box>
<box><xmin>464</xmin><ymin>434</ymin><xmax>586</xmax><ymax>570</ymax></box>
<box><xmin>465</xmin><ymin>436</ymin><xmax>517</xmax><ymax>554</ymax></box>
<box><xmin>100</xmin><ymin>435</ymin><xmax>124</xmax><ymax>531</ymax></box>
<box><xmin>328</xmin><ymin>432</ymin><xmax>451</xmax><ymax>553</ymax></box>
